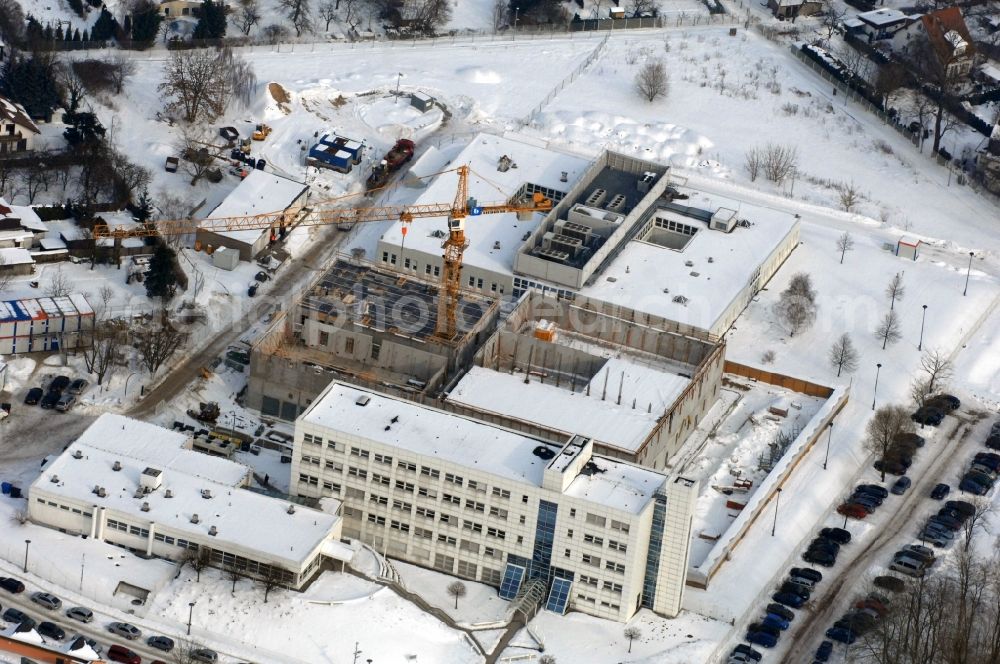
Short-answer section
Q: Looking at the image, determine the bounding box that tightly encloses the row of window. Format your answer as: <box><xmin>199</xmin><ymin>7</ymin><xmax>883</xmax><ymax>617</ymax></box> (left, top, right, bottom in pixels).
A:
<box><xmin>36</xmin><ymin>497</ymin><xmax>93</xmax><ymax>518</ymax></box>
<box><xmin>578</xmin><ymin>575</ymin><xmax>623</xmax><ymax>594</ymax></box>
<box><xmin>580</xmin><ymin>532</ymin><xmax>628</xmax><ymax>553</ymax></box>
<box><xmin>575</xmin><ymin>594</ymin><xmax>621</xmax><ymax>612</ymax></box>
<box><xmin>654</xmin><ymin>216</ymin><xmax>699</xmax><ymax>236</ymax></box>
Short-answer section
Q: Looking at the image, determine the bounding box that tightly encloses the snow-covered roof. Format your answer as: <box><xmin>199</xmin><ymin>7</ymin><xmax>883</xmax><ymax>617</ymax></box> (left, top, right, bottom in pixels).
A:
<box><xmin>38</xmin><ymin>237</ymin><xmax>67</xmax><ymax>251</ymax></box>
<box><xmin>0</xmin><ymin>198</ymin><xmax>46</xmax><ymax>232</ymax></box>
<box><xmin>406</xmin><ymin>145</ymin><xmax>451</xmax><ymax>182</ymax></box>
<box><xmin>0</xmin><ymin>95</ymin><xmax>39</xmax><ymax>133</ymax></box>
<box><xmin>898</xmin><ymin>235</ymin><xmax>921</xmax><ymax>247</ymax></box>
<box><xmin>857</xmin><ymin>8</ymin><xmax>910</xmax><ymax>26</ymax></box>
<box><xmin>203</xmin><ymin>170</ymin><xmax>308</xmax><ymax>246</ymax></box>
<box><xmin>577</xmin><ymin>188</ymin><xmax>799</xmax><ymax>331</ymax></box>
<box><xmin>93</xmin><ymin>212</ymin><xmax>146</xmax><ymax>249</ymax></box>
<box><xmin>301</xmin><ymin>382</ymin><xmax>664</xmax><ymax>512</ymax></box>
<box><xmin>0</xmin><ymin>229</ymin><xmax>34</xmax><ymax>244</ymax></box>
<box><xmin>447</xmin><ymin>361</ymin><xmax>690</xmax><ymax>453</ymax></box>
<box><xmin>0</xmin><ymin>247</ymin><xmax>33</xmax><ymax>266</ymax></box>
<box><xmin>980</xmin><ymin>63</ymin><xmax>1000</xmax><ymax>83</ymax></box>
<box><xmin>33</xmin><ymin>414</ymin><xmax>339</xmax><ymax>567</ymax></box>
<box><xmin>380</xmin><ymin>133</ymin><xmax>591</xmax><ymax>276</ymax></box>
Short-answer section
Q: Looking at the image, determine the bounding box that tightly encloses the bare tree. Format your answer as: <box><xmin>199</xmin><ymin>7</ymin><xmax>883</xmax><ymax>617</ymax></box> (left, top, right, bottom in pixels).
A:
<box><xmin>828</xmin><ymin>333</ymin><xmax>859</xmax><ymax>377</ymax></box>
<box><xmin>0</xmin><ymin>160</ymin><xmax>16</xmax><ymax>200</ymax></box>
<box><xmin>819</xmin><ymin>7</ymin><xmax>845</xmax><ymax>45</ymax></box>
<box><xmin>23</xmin><ymin>159</ymin><xmax>51</xmax><ymax>204</ymax></box>
<box><xmin>408</xmin><ymin>0</ymin><xmax>452</xmax><ymax>34</ymax></box>
<box><xmin>774</xmin><ymin>274</ymin><xmax>817</xmax><ymax>337</ymax></box>
<box><xmin>318</xmin><ymin>0</ymin><xmax>338</xmax><ymax>30</ymax></box>
<box><xmin>135</xmin><ymin>316</ymin><xmax>188</xmax><ymax>375</ymax></box>
<box><xmin>910</xmin><ymin>376</ymin><xmax>932</xmax><ymax>410</ymax></box>
<box><xmin>0</xmin><ymin>255</ymin><xmax>11</xmax><ymax>293</ymax></box>
<box><xmin>279</xmin><ymin>0</ymin><xmax>313</xmax><ymax>35</ymax></box>
<box><xmin>626</xmin><ymin>0</ymin><xmax>658</xmax><ymax>16</ymax></box>
<box><xmin>81</xmin><ymin>321</ymin><xmax>124</xmax><ymax>385</ymax></box>
<box><xmin>874</xmin><ymin>62</ymin><xmax>908</xmax><ymax>110</ymax></box>
<box><xmin>865</xmin><ymin>405</ymin><xmax>914</xmax><ymax>481</ymax></box>
<box><xmin>635</xmin><ymin>60</ymin><xmax>668</xmax><ymax>102</ymax></box>
<box><xmin>184</xmin><ymin>547</ymin><xmax>211</xmax><ymax>582</ymax></box>
<box><xmin>836</xmin><ymin>231</ymin><xmax>854</xmax><ymax>264</ymax></box>
<box><xmin>226</xmin><ymin>562</ymin><xmax>246</xmax><ymax>593</ymax></box>
<box><xmin>176</xmin><ymin>128</ymin><xmax>216</xmax><ymax>186</ymax></box>
<box><xmin>836</xmin><ymin>180</ymin><xmax>861</xmax><ymax>213</ymax></box>
<box><xmin>159</xmin><ymin>48</ymin><xmax>256</xmax><ymax>124</ymax></box>
<box><xmin>112</xmin><ymin>151</ymin><xmax>152</xmax><ymax>202</ymax></box>
<box><xmin>491</xmin><ymin>0</ymin><xmax>508</xmax><ymax>31</ymax></box>
<box><xmin>10</xmin><ymin>509</ymin><xmax>29</xmax><ymax>525</ymax></box>
<box><xmin>744</xmin><ymin>146</ymin><xmax>763</xmax><ymax>182</ymax></box>
<box><xmin>106</xmin><ymin>53</ymin><xmax>138</xmax><ymax>95</ymax></box>
<box><xmin>762</xmin><ymin>143</ymin><xmax>798</xmax><ymax>184</ymax></box>
<box><xmin>259</xmin><ymin>565</ymin><xmax>285</xmax><ymax>603</ymax></box>
<box><xmin>45</xmin><ymin>267</ymin><xmax>71</xmax><ymax>298</ymax></box>
<box><xmin>919</xmin><ymin>348</ymin><xmax>953</xmax><ymax>394</ymax></box>
<box><xmin>786</xmin><ymin>273</ymin><xmax>816</xmax><ymax>303</ymax></box>
<box><xmin>886</xmin><ymin>272</ymin><xmax>905</xmax><ymax>311</ymax></box>
<box><xmin>875</xmin><ymin>310</ymin><xmax>902</xmax><ymax>349</ymax></box>
<box><xmin>446</xmin><ymin>580</ymin><xmax>467</xmax><ymax>609</ymax></box>
<box><xmin>60</xmin><ymin>69</ymin><xmax>87</xmax><ymax>114</ymax></box>
<box><xmin>235</xmin><ymin>0</ymin><xmax>263</xmax><ymax>35</ymax></box>
<box><xmin>838</xmin><ymin>45</ymin><xmax>871</xmax><ymax>83</ymax></box>
<box><xmin>624</xmin><ymin>626</ymin><xmax>642</xmax><ymax>653</ymax></box>
<box><xmin>962</xmin><ymin>498</ymin><xmax>993</xmax><ymax>552</ymax></box>
<box><xmin>906</xmin><ymin>36</ymin><xmax>966</xmax><ymax>155</ymax></box>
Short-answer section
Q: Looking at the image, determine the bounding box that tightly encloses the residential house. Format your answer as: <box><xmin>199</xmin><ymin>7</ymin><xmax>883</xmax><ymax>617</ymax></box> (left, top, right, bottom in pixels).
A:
<box><xmin>0</xmin><ymin>96</ymin><xmax>40</xmax><ymax>155</ymax></box>
<box><xmin>158</xmin><ymin>0</ymin><xmax>228</xmax><ymax>16</ymax></box>
<box><xmin>920</xmin><ymin>7</ymin><xmax>976</xmax><ymax>79</ymax></box>
<box><xmin>767</xmin><ymin>0</ymin><xmax>823</xmax><ymax>21</ymax></box>
<box><xmin>849</xmin><ymin>8</ymin><xmax>920</xmax><ymax>42</ymax></box>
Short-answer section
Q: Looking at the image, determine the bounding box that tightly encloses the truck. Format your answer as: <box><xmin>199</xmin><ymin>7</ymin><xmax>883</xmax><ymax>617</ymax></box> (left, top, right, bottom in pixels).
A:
<box><xmin>366</xmin><ymin>138</ymin><xmax>415</xmax><ymax>192</ymax></box>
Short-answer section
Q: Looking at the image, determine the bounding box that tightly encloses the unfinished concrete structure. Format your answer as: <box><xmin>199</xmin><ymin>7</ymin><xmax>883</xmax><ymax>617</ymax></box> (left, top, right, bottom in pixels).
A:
<box><xmin>445</xmin><ymin>291</ymin><xmax>725</xmax><ymax>471</ymax></box>
<box><xmin>246</xmin><ymin>257</ymin><xmax>499</xmax><ymax>421</ymax></box>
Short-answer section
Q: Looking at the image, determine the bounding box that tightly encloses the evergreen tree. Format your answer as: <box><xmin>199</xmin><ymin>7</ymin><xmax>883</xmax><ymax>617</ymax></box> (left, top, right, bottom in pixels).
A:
<box><xmin>91</xmin><ymin>8</ymin><xmax>118</xmax><ymax>41</ymax></box>
<box><xmin>0</xmin><ymin>54</ymin><xmax>62</xmax><ymax>120</ymax></box>
<box><xmin>145</xmin><ymin>243</ymin><xmax>179</xmax><ymax>300</ymax></box>
<box><xmin>130</xmin><ymin>1</ymin><xmax>163</xmax><ymax>44</ymax></box>
<box><xmin>63</xmin><ymin>111</ymin><xmax>106</xmax><ymax>147</ymax></box>
<box><xmin>193</xmin><ymin>0</ymin><xmax>228</xmax><ymax>39</ymax></box>
<box><xmin>73</xmin><ymin>28</ymin><xmax>81</xmax><ymax>42</ymax></box>
<box><xmin>26</xmin><ymin>16</ymin><xmax>45</xmax><ymax>43</ymax></box>
<box><xmin>44</xmin><ymin>24</ymin><xmax>54</xmax><ymax>41</ymax></box>
<box><xmin>55</xmin><ymin>25</ymin><xmax>65</xmax><ymax>41</ymax></box>
<box><xmin>131</xmin><ymin>186</ymin><xmax>154</xmax><ymax>223</ymax></box>
<box><xmin>68</xmin><ymin>0</ymin><xmax>86</xmax><ymax>16</ymax></box>
<box><xmin>81</xmin><ymin>29</ymin><xmax>90</xmax><ymax>42</ymax></box>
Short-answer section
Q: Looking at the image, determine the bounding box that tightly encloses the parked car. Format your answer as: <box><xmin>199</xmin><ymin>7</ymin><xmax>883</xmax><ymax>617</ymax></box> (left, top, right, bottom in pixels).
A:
<box><xmin>856</xmin><ymin>596</ymin><xmax>889</xmax><ymax>615</ymax></box>
<box><xmin>815</xmin><ymin>640</ymin><xmax>834</xmax><ymax>662</ymax></box>
<box><xmin>70</xmin><ymin>635</ymin><xmax>102</xmax><ymax>655</ymax></box>
<box><xmin>790</xmin><ymin>567</ymin><xmax>824</xmax><ymax>583</ymax></box>
<box><xmin>2</xmin><ymin>608</ymin><xmax>35</xmax><ymax>629</ymax></box>
<box><xmin>107</xmin><ymin>645</ymin><xmax>141</xmax><ymax>664</ymax></box>
<box><xmin>920</xmin><ymin>529</ymin><xmax>952</xmax><ymax>548</ymax></box>
<box><xmin>873</xmin><ymin>576</ymin><xmax>906</xmax><ymax>592</ymax></box>
<box><xmin>730</xmin><ymin>644</ymin><xmax>762</xmax><ymax>662</ymax></box>
<box><xmin>874</xmin><ymin>458</ymin><xmax>908</xmax><ymax>476</ymax></box>
<box><xmin>930</xmin><ymin>483</ymin><xmax>950</xmax><ymax>500</ymax></box>
<box><xmin>37</xmin><ymin>621</ymin><xmax>66</xmax><ymax>640</ymax></box>
<box><xmin>772</xmin><ymin>592</ymin><xmax>806</xmax><ymax>608</ymax></box>
<box><xmin>912</xmin><ymin>406</ymin><xmax>945</xmax><ymax>426</ymax></box>
<box><xmin>947</xmin><ymin>500</ymin><xmax>977</xmax><ymax>517</ymax></box>
<box><xmin>247</xmin><ymin>284</ymin><xmax>258</xmax><ymax>297</ymax></box>
<box><xmin>890</xmin><ymin>555</ymin><xmax>927</xmax><ymax>577</ymax></box>
<box><xmin>785</xmin><ymin>574</ymin><xmax>816</xmax><ymax>589</ymax></box>
<box><xmin>762</xmin><ymin>613</ymin><xmax>790</xmax><ymax>630</ymax></box>
<box><xmin>963</xmin><ymin>471</ymin><xmax>994</xmax><ymax>489</ymax></box>
<box><xmin>819</xmin><ymin>528</ymin><xmax>851</xmax><ymax>545</ymax></box>
<box><xmin>970</xmin><ymin>463</ymin><xmax>998</xmax><ymax>479</ymax></box>
<box><xmin>107</xmin><ymin>622</ymin><xmax>141</xmax><ymax>640</ymax></box>
<box><xmin>47</xmin><ymin>375</ymin><xmax>71</xmax><ymax>393</ymax></box>
<box><xmin>894</xmin><ymin>432</ymin><xmax>926</xmax><ymax>448</ymax></box>
<box><xmin>825</xmin><ymin>626</ymin><xmax>857</xmax><ymax>644</ymax></box>
<box><xmin>190</xmin><ymin>648</ymin><xmax>218</xmax><ymax>663</ymax></box>
<box><xmin>928</xmin><ymin>394</ymin><xmax>960</xmax><ymax>412</ymax></box>
<box><xmin>900</xmin><ymin>544</ymin><xmax>935</xmax><ymax>565</ymax></box>
<box><xmin>65</xmin><ymin>607</ymin><xmax>93</xmax><ymax>623</ymax></box>
<box><xmin>40</xmin><ymin>392</ymin><xmax>60</xmax><ymax>409</ymax></box>
<box><xmin>0</xmin><ymin>577</ymin><xmax>25</xmax><ymax>593</ymax></box>
<box><xmin>255</xmin><ymin>271</ymin><xmax>270</xmax><ymax>283</ymax></box>
<box><xmin>849</xmin><ymin>494</ymin><xmax>880</xmax><ymax>511</ymax></box>
<box><xmin>766</xmin><ymin>603</ymin><xmax>794</xmax><ymax>622</ymax></box>
<box><xmin>959</xmin><ymin>478</ymin><xmax>990</xmax><ymax>495</ymax></box>
<box><xmin>748</xmin><ymin>622</ymin><xmax>782</xmax><ymax>639</ymax></box>
<box><xmin>779</xmin><ymin>581</ymin><xmax>811</xmax><ymax>600</ymax></box>
<box><xmin>55</xmin><ymin>394</ymin><xmax>76</xmax><ymax>412</ymax></box>
<box><xmin>746</xmin><ymin>631</ymin><xmax>778</xmax><ymax>648</ymax></box>
<box><xmin>31</xmin><ymin>592</ymin><xmax>62</xmax><ymax>610</ymax></box>
<box><xmin>148</xmin><ymin>635</ymin><xmax>175</xmax><ymax>652</ymax></box>
<box><xmin>927</xmin><ymin>514</ymin><xmax>962</xmax><ymax>531</ymax></box>
<box><xmin>837</xmin><ymin>503</ymin><xmax>869</xmax><ymax>520</ymax></box>
<box><xmin>808</xmin><ymin>537</ymin><xmax>841</xmax><ymax>554</ymax></box>
<box><xmin>973</xmin><ymin>454</ymin><xmax>1000</xmax><ymax>472</ymax></box>
<box><xmin>836</xmin><ymin>611</ymin><xmax>877</xmax><ymax>634</ymax></box>
<box><xmin>856</xmin><ymin>484</ymin><xmax>889</xmax><ymax>499</ymax></box>
<box><xmin>67</xmin><ymin>378</ymin><xmax>89</xmax><ymax>395</ymax></box>
<box><xmin>802</xmin><ymin>549</ymin><xmax>837</xmax><ymax>567</ymax></box>
<box><xmin>986</xmin><ymin>433</ymin><xmax>1000</xmax><ymax>450</ymax></box>
<box><xmin>24</xmin><ymin>387</ymin><xmax>43</xmax><ymax>405</ymax></box>
<box><xmin>728</xmin><ymin>652</ymin><xmax>757</xmax><ymax>664</ymax></box>
<box><xmin>938</xmin><ymin>507</ymin><xmax>969</xmax><ymax>523</ymax></box>
<box><xmin>891</xmin><ymin>477</ymin><xmax>912</xmax><ymax>495</ymax></box>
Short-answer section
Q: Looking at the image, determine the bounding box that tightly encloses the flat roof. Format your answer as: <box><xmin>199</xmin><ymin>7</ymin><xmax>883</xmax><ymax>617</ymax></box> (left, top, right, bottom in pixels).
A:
<box><xmin>0</xmin><ymin>247</ymin><xmax>33</xmax><ymax>265</ymax></box>
<box><xmin>33</xmin><ymin>415</ymin><xmax>338</xmax><ymax>566</ymax></box>
<box><xmin>380</xmin><ymin>133</ymin><xmax>591</xmax><ymax>276</ymax></box>
<box><xmin>301</xmin><ymin>382</ymin><xmax>664</xmax><ymax>513</ymax></box>
<box><xmin>204</xmin><ymin>170</ymin><xmax>308</xmax><ymax>246</ymax></box>
<box><xmin>857</xmin><ymin>7</ymin><xmax>909</xmax><ymax>25</ymax></box>
<box><xmin>447</xmin><ymin>361</ymin><xmax>689</xmax><ymax>453</ymax></box>
<box><xmin>577</xmin><ymin>188</ymin><xmax>799</xmax><ymax>331</ymax></box>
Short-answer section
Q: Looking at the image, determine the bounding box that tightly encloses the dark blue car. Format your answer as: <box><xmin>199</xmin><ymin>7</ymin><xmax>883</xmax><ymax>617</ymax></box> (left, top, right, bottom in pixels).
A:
<box><xmin>815</xmin><ymin>640</ymin><xmax>834</xmax><ymax>662</ymax></box>
<box><xmin>930</xmin><ymin>483</ymin><xmax>950</xmax><ymax>500</ymax></box>
<box><xmin>763</xmin><ymin>613</ymin><xmax>790</xmax><ymax>630</ymax></box>
<box><xmin>825</xmin><ymin>626</ymin><xmax>857</xmax><ymax>644</ymax></box>
<box><xmin>772</xmin><ymin>592</ymin><xmax>806</xmax><ymax>608</ymax></box>
<box><xmin>746</xmin><ymin>631</ymin><xmax>778</xmax><ymax>648</ymax></box>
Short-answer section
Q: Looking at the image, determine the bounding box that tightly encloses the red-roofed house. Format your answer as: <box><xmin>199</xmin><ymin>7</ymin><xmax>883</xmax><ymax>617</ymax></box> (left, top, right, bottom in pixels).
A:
<box><xmin>0</xmin><ymin>96</ymin><xmax>40</xmax><ymax>155</ymax></box>
<box><xmin>920</xmin><ymin>7</ymin><xmax>976</xmax><ymax>79</ymax></box>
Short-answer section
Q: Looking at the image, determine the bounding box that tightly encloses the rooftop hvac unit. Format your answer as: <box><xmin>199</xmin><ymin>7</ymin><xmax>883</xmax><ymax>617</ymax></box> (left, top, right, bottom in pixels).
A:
<box><xmin>97</xmin><ymin>487</ymin><xmax>106</xmax><ymax>498</ymax></box>
<box><xmin>50</xmin><ymin>475</ymin><xmax>59</xmax><ymax>483</ymax></box>
<box><xmin>72</xmin><ymin>450</ymin><xmax>83</xmax><ymax>460</ymax></box>
<box><xmin>710</xmin><ymin>207</ymin><xmax>738</xmax><ymax>233</ymax></box>
<box><xmin>606</xmin><ymin>194</ymin><xmax>627</xmax><ymax>212</ymax></box>
<box><xmin>165</xmin><ymin>489</ymin><xmax>173</xmax><ymax>498</ymax></box>
<box><xmin>637</xmin><ymin>171</ymin><xmax>657</xmax><ymax>193</ymax></box>
<box><xmin>141</xmin><ymin>502</ymin><xmax>150</xmax><ymax>512</ymax></box>
<box><xmin>584</xmin><ymin>188</ymin><xmax>607</xmax><ymax>207</ymax></box>
<box><xmin>140</xmin><ymin>467</ymin><xmax>163</xmax><ymax>492</ymax></box>
<box><xmin>536</xmin><ymin>247</ymin><xmax>572</xmax><ymax>264</ymax></box>
<box><xmin>191</xmin><ymin>514</ymin><xmax>200</xmax><ymax>524</ymax></box>
<box><xmin>287</xmin><ymin>505</ymin><xmax>296</xmax><ymax>514</ymax></box>
<box><xmin>554</xmin><ymin>219</ymin><xmax>593</xmax><ymax>244</ymax></box>
<box><xmin>356</xmin><ymin>395</ymin><xmax>371</xmax><ymax>407</ymax></box>
<box><xmin>112</xmin><ymin>461</ymin><xmax>122</xmax><ymax>472</ymax></box>
<box><xmin>673</xmin><ymin>295</ymin><xmax>689</xmax><ymax>305</ymax></box>
<box><xmin>543</xmin><ymin>232</ymin><xmax>582</xmax><ymax>257</ymax></box>
<box><xmin>201</xmin><ymin>489</ymin><xmax>213</xmax><ymax>499</ymax></box>
<box><xmin>209</xmin><ymin>526</ymin><xmax>218</xmax><ymax>536</ymax></box>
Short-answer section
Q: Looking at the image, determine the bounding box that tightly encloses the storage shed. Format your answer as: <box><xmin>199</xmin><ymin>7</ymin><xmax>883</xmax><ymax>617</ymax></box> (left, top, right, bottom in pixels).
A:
<box><xmin>212</xmin><ymin>246</ymin><xmax>240</xmax><ymax>271</ymax></box>
<box><xmin>410</xmin><ymin>92</ymin><xmax>435</xmax><ymax>113</ymax></box>
<box><xmin>896</xmin><ymin>236</ymin><xmax>921</xmax><ymax>261</ymax></box>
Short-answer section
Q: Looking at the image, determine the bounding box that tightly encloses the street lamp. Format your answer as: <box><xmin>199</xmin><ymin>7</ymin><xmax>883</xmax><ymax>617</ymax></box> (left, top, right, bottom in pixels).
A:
<box><xmin>823</xmin><ymin>422</ymin><xmax>833</xmax><ymax>470</ymax></box>
<box><xmin>394</xmin><ymin>72</ymin><xmax>403</xmax><ymax>104</ymax></box>
<box><xmin>187</xmin><ymin>601</ymin><xmax>196</xmax><ymax>635</ymax></box>
<box><xmin>872</xmin><ymin>363</ymin><xmax>882</xmax><ymax>411</ymax></box>
<box><xmin>513</xmin><ymin>7</ymin><xmax>519</xmax><ymax>40</ymax></box>
<box><xmin>23</xmin><ymin>539</ymin><xmax>30</xmax><ymax>573</ymax></box>
<box><xmin>963</xmin><ymin>252</ymin><xmax>974</xmax><ymax>296</ymax></box>
<box><xmin>918</xmin><ymin>304</ymin><xmax>928</xmax><ymax>351</ymax></box>
<box><xmin>770</xmin><ymin>488</ymin><xmax>782</xmax><ymax>537</ymax></box>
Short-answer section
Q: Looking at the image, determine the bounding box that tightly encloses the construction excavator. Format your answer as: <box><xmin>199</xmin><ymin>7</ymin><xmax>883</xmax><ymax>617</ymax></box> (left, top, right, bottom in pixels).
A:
<box><xmin>92</xmin><ymin>165</ymin><xmax>553</xmax><ymax>339</ymax></box>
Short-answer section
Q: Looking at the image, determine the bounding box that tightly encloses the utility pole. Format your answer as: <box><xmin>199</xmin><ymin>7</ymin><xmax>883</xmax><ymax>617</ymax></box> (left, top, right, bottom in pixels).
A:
<box><xmin>352</xmin><ymin>642</ymin><xmax>363</xmax><ymax>664</ymax></box>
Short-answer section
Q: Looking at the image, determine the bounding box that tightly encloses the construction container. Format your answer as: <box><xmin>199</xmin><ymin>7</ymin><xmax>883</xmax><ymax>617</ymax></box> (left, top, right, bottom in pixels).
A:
<box><xmin>213</xmin><ymin>246</ymin><xmax>240</xmax><ymax>271</ymax></box>
<box><xmin>534</xmin><ymin>319</ymin><xmax>557</xmax><ymax>342</ymax></box>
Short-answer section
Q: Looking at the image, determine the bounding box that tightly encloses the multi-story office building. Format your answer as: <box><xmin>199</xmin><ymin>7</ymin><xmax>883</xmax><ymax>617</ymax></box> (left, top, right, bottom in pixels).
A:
<box><xmin>292</xmin><ymin>381</ymin><xmax>697</xmax><ymax>622</ymax></box>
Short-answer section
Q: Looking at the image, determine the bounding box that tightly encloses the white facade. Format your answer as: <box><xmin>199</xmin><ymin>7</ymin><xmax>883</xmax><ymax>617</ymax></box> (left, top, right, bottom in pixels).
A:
<box><xmin>0</xmin><ymin>96</ymin><xmax>39</xmax><ymax>155</ymax></box>
<box><xmin>292</xmin><ymin>381</ymin><xmax>697</xmax><ymax>622</ymax></box>
<box><xmin>0</xmin><ymin>294</ymin><xmax>94</xmax><ymax>355</ymax></box>
<box><xmin>29</xmin><ymin>415</ymin><xmax>342</xmax><ymax>589</ymax></box>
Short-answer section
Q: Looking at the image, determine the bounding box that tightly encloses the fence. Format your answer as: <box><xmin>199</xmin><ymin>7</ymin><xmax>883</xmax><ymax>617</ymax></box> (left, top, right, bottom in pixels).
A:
<box><xmin>723</xmin><ymin>360</ymin><xmax>834</xmax><ymax>398</ymax></box>
<box><xmin>521</xmin><ymin>34</ymin><xmax>609</xmax><ymax>125</ymax></box>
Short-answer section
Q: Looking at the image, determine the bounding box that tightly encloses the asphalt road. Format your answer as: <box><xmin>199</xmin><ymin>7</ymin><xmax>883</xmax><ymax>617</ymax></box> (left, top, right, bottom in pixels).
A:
<box><xmin>782</xmin><ymin>411</ymin><xmax>984</xmax><ymax>660</ymax></box>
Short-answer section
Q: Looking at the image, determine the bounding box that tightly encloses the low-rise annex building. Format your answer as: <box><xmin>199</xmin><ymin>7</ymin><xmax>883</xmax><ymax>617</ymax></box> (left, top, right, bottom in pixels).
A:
<box><xmin>291</xmin><ymin>381</ymin><xmax>698</xmax><ymax>622</ymax></box>
<box><xmin>29</xmin><ymin>414</ymin><xmax>344</xmax><ymax>589</ymax></box>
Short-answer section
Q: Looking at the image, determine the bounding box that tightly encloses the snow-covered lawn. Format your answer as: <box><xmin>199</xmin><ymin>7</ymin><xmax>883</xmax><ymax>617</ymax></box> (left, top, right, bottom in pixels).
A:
<box><xmin>394</xmin><ymin>559</ymin><xmax>510</xmax><ymax>625</ymax></box>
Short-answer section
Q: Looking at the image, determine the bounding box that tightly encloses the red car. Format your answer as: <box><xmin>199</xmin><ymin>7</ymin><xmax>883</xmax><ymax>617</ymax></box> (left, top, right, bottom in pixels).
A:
<box><xmin>108</xmin><ymin>644</ymin><xmax>141</xmax><ymax>664</ymax></box>
<box><xmin>836</xmin><ymin>503</ymin><xmax>869</xmax><ymax>519</ymax></box>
